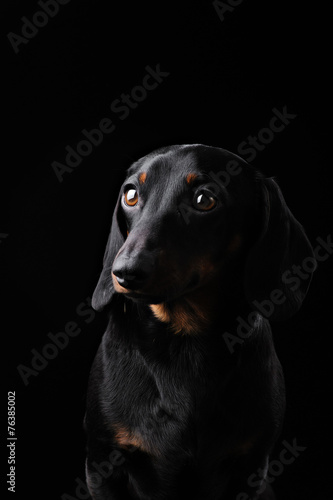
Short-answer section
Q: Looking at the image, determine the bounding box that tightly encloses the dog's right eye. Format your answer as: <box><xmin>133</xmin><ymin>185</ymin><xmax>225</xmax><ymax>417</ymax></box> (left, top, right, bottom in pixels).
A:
<box><xmin>124</xmin><ymin>188</ymin><xmax>139</xmax><ymax>207</ymax></box>
<box><xmin>192</xmin><ymin>190</ymin><xmax>217</xmax><ymax>211</ymax></box>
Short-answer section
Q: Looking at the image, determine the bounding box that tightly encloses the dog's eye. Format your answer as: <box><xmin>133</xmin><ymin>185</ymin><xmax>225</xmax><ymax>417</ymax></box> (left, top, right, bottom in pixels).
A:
<box><xmin>193</xmin><ymin>191</ymin><xmax>217</xmax><ymax>211</ymax></box>
<box><xmin>124</xmin><ymin>189</ymin><xmax>138</xmax><ymax>207</ymax></box>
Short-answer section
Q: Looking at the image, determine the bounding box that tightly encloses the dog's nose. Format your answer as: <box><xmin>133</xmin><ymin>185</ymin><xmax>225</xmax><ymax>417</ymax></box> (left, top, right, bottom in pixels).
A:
<box><xmin>113</xmin><ymin>268</ymin><xmax>146</xmax><ymax>290</ymax></box>
<box><xmin>112</xmin><ymin>253</ymin><xmax>154</xmax><ymax>290</ymax></box>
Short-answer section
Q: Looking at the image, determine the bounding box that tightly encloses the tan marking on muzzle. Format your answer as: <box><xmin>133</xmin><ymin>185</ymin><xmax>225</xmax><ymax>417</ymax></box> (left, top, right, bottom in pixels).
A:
<box><xmin>150</xmin><ymin>292</ymin><xmax>212</xmax><ymax>336</ymax></box>
<box><xmin>149</xmin><ymin>256</ymin><xmax>221</xmax><ymax>334</ymax></box>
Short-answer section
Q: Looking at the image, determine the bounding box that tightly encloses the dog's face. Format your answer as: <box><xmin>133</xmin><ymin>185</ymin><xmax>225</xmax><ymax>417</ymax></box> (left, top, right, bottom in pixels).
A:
<box><xmin>92</xmin><ymin>145</ymin><xmax>315</xmax><ymax>328</ymax></box>
<box><xmin>111</xmin><ymin>145</ymin><xmax>255</xmax><ymax>305</ymax></box>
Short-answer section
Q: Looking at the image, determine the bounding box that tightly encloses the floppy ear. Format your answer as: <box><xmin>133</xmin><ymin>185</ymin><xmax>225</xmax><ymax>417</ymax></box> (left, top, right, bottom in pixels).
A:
<box><xmin>244</xmin><ymin>177</ymin><xmax>316</xmax><ymax>321</ymax></box>
<box><xmin>92</xmin><ymin>193</ymin><xmax>125</xmax><ymax>311</ymax></box>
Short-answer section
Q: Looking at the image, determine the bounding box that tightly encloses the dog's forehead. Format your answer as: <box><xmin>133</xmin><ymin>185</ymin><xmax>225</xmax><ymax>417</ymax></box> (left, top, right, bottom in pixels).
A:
<box><xmin>128</xmin><ymin>150</ymin><xmax>198</xmax><ymax>182</ymax></box>
<box><xmin>127</xmin><ymin>146</ymin><xmax>245</xmax><ymax>186</ymax></box>
<box><xmin>128</xmin><ymin>145</ymin><xmax>250</xmax><ymax>177</ymax></box>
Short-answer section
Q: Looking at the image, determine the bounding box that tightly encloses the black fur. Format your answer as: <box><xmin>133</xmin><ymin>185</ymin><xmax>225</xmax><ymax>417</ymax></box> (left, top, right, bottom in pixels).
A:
<box><xmin>85</xmin><ymin>144</ymin><xmax>314</xmax><ymax>499</ymax></box>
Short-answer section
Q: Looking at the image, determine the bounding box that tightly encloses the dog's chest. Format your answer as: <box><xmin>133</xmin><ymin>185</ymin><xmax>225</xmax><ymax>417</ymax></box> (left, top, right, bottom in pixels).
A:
<box><xmin>105</xmin><ymin>337</ymin><xmax>211</xmax><ymax>456</ymax></box>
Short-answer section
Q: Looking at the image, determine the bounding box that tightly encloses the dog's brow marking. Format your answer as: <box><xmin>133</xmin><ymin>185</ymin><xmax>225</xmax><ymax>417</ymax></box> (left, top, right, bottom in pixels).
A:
<box><xmin>139</xmin><ymin>172</ymin><xmax>147</xmax><ymax>185</ymax></box>
<box><xmin>113</xmin><ymin>423</ymin><xmax>160</xmax><ymax>455</ymax></box>
<box><xmin>186</xmin><ymin>173</ymin><xmax>198</xmax><ymax>185</ymax></box>
<box><xmin>114</xmin><ymin>425</ymin><xmax>142</xmax><ymax>449</ymax></box>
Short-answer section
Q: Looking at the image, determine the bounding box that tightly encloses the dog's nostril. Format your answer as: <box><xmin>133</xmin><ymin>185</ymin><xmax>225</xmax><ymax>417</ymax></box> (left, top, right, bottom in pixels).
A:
<box><xmin>113</xmin><ymin>268</ymin><xmax>124</xmax><ymax>280</ymax></box>
<box><xmin>115</xmin><ymin>276</ymin><xmax>129</xmax><ymax>287</ymax></box>
<box><xmin>113</xmin><ymin>268</ymin><xmax>148</xmax><ymax>290</ymax></box>
<box><xmin>113</xmin><ymin>269</ymin><xmax>129</xmax><ymax>287</ymax></box>
<box><xmin>118</xmin><ymin>274</ymin><xmax>137</xmax><ymax>288</ymax></box>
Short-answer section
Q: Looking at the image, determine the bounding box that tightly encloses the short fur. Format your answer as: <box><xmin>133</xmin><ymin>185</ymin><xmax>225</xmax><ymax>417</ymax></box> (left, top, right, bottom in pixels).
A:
<box><xmin>85</xmin><ymin>144</ymin><xmax>314</xmax><ymax>499</ymax></box>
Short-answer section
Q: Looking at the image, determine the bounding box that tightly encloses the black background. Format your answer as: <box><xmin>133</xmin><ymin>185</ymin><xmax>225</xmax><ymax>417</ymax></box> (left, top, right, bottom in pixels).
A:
<box><xmin>2</xmin><ymin>1</ymin><xmax>332</xmax><ymax>499</ymax></box>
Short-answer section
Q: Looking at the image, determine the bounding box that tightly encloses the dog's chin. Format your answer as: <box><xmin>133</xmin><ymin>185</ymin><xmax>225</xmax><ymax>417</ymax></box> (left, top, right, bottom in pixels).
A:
<box><xmin>120</xmin><ymin>290</ymin><xmax>183</xmax><ymax>305</ymax></box>
<box><xmin>123</xmin><ymin>292</ymin><xmax>168</xmax><ymax>305</ymax></box>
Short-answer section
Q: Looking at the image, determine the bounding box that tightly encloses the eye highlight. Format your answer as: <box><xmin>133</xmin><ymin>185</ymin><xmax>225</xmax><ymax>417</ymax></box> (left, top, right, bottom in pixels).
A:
<box><xmin>193</xmin><ymin>191</ymin><xmax>217</xmax><ymax>211</ymax></box>
<box><xmin>124</xmin><ymin>188</ymin><xmax>139</xmax><ymax>207</ymax></box>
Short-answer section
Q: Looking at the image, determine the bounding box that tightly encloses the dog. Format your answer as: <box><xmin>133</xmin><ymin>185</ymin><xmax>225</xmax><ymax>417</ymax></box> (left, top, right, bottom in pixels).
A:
<box><xmin>85</xmin><ymin>144</ymin><xmax>314</xmax><ymax>499</ymax></box>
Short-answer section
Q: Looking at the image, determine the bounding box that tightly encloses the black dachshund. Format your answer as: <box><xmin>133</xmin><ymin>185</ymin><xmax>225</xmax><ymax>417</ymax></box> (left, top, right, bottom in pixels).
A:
<box><xmin>85</xmin><ymin>144</ymin><xmax>314</xmax><ymax>499</ymax></box>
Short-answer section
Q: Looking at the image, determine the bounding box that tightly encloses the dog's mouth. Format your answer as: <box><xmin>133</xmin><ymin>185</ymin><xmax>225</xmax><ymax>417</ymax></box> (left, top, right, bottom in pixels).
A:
<box><xmin>118</xmin><ymin>273</ymin><xmax>201</xmax><ymax>305</ymax></box>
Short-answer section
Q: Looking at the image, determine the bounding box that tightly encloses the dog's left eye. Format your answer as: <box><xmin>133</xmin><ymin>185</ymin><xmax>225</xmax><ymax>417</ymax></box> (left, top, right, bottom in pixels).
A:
<box><xmin>193</xmin><ymin>191</ymin><xmax>217</xmax><ymax>211</ymax></box>
<box><xmin>124</xmin><ymin>188</ymin><xmax>139</xmax><ymax>207</ymax></box>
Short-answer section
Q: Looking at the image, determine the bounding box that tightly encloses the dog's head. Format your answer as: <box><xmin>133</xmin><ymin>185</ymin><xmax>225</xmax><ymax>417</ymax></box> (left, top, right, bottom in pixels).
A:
<box><xmin>92</xmin><ymin>144</ymin><xmax>315</xmax><ymax>326</ymax></box>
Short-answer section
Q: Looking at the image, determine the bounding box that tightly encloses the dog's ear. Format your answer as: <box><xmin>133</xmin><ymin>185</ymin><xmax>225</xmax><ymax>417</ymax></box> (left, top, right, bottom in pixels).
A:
<box><xmin>244</xmin><ymin>177</ymin><xmax>315</xmax><ymax>321</ymax></box>
<box><xmin>92</xmin><ymin>193</ymin><xmax>125</xmax><ymax>311</ymax></box>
